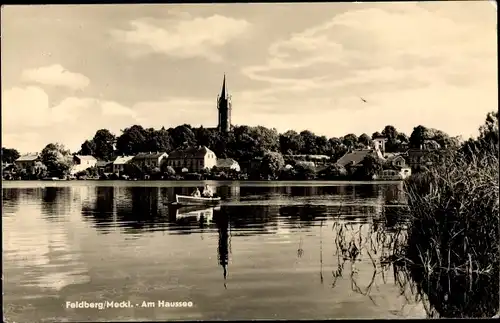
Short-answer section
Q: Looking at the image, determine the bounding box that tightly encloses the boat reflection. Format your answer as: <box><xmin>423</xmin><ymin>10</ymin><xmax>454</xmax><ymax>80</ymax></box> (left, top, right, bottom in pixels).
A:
<box><xmin>174</xmin><ymin>205</ymin><xmax>220</xmax><ymax>224</ymax></box>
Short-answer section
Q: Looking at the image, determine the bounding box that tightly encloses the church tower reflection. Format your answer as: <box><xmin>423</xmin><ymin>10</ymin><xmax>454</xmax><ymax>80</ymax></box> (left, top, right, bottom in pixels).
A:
<box><xmin>215</xmin><ymin>209</ymin><xmax>230</xmax><ymax>289</ymax></box>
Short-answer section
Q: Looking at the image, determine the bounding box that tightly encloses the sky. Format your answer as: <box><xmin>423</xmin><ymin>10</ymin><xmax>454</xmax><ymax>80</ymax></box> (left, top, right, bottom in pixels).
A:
<box><xmin>1</xmin><ymin>1</ymin><xmax>497</xmax><ymax>154</ymax></box>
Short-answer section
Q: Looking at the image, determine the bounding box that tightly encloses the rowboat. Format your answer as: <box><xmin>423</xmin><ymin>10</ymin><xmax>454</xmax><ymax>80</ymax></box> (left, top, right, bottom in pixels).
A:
<box><xmin>175</xmin><ymin>194</ymin><xmax>221</xmax><ymax>206</ymax></box>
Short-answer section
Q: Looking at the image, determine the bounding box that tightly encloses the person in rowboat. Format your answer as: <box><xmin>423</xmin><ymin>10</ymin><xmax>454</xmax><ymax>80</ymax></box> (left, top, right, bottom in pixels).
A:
<box><xmin>191</xmin><ymin>187</ymin><xmax>201</xmax><ymax>197</ymax></box>
<box><xmin>202</xmin><ymin>184</ymin><xmax>213</xmax><ymax>198</ymax></box>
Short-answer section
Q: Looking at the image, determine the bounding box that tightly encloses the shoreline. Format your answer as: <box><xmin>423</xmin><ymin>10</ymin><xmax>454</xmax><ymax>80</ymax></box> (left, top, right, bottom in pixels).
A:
<box><xmin>1</xmin><ymin>179</ymin><xmax>404</xmax><ymax>188</ymax></box>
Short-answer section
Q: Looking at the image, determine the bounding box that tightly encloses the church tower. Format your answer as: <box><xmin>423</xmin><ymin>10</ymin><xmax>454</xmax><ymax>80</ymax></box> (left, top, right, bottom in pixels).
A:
<box><xmin>217</xmin><ymin>74</ymin><xmax>232</xmax><ymax>133</ymax></box>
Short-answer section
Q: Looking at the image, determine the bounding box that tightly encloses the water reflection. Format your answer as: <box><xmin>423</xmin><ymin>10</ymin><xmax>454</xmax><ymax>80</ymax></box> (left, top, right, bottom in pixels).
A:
<box><xmin>4</xmin><ymin>181</ymin><xmax>495</xmax><ymax>320</ymax></box>
<box><xmin>81</xmin><ymin>187</ymin><xmax>115</xmax><ymax>232</ymax></box>
<box><xmin>41</xmin><ymin>187</ymin><xmax>71</xmax><ymax>219</ymax></box>
<box><xmin>2</xmin><ymin>188</ymin><xmax>20</xmax><ymax>215</ymax></box>
<box><xmin>215</xmin><ymin>207</ymin><xmax>230</xmax><ymax>289</ymax></box>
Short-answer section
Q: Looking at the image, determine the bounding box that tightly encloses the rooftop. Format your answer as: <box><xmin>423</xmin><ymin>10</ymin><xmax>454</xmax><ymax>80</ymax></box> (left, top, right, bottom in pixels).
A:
<box><xmin>168</xmin><ymin>146</ymin><xmax>214</xmax><ymax>159</ymax></box>
<box><xmin>96</xmin><ymin>160</ymin><xmax>113</xmax><ymax>167</ymax></box>
<box><xmin>74</xmin><ymin>155</ymin><xmax>97</xmax><ymax>161</ymax></box>
<box><xmin>336</xmin><ymin>149</ymin><xmax>376</xmax><ymax>167</ymax></box>
<box><xmin>217</xmin><ymin>158</ymin><xmax>238</xmax><ymax>168</ymax></box>
<box><xmin>113</xmin><ymin>156</ymin><xmax>135</xmax><ymax>164</ymax></box>
<box><xmin>15</xmin><ymin>154</ymin><xmax>39</xmax><ymax>162</ymax></box>
<box><xmin>133</xmin><ymin>152</ymin><xmax>167</xmax><ymax>160</ymax></box>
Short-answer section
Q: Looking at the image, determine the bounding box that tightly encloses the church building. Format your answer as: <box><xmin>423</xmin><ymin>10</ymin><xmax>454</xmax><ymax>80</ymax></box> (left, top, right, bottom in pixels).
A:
<box><xmin>217</xmin><ymin>74</ymin><xmax>232</xmax><ymax>133</ymax></box>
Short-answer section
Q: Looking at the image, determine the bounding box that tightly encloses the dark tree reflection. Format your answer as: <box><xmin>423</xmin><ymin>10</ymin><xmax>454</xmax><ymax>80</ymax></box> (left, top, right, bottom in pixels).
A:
<box><xmin>41</xmin><ymin>187</ymin><xmax>71</xmax><ymax>219</ymax></box>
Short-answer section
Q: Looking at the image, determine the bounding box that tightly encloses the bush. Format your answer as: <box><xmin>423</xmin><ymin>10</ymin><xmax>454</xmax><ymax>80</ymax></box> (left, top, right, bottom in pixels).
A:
<box><xmin>395</xmin><ymin>140</ymin><xmax>499</xmax><ymax>318</ymax></box>
<box><xmin>162</xmin><ymin>165</ymin><xmax>176</xmax><ymax>179</ymax></box>
<box><xmin>294</xmin><ymin>163</ymin><xmax>316</xmax><ymax>180</ymax></box>
<box><xmin>318</xmin><ymin>164</ymin><xmax>348</xmax><ymax>180</ymax></box>
<box><xmin>259</xmin><ymin>151</ymin><xmax>285</xmax><ymax>180</ymax></box>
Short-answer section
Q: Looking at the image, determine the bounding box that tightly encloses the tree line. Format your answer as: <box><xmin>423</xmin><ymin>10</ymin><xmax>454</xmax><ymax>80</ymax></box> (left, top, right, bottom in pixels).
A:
<box><xmin>1</xmin><ymin>120</ymin><xmax>470</xmax><ymax>180</ymax></box>
<box><xmin>76</xmin><ymin>123</ymin><xmax>460</xmax><ymax>163</ymax></box>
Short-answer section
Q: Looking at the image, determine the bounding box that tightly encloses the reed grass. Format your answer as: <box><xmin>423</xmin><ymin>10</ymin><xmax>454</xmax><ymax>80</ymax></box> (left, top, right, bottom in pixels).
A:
<box><xmin>394</xmin><ymin>141</ymin><xmax>499</xmax><ymax>318</ymax></box>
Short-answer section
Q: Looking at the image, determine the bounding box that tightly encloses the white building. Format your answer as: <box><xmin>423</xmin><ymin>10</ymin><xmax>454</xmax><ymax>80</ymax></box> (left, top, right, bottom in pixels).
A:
<box><xmin>71</xmin><ymin>155</ymin><xmax>97</xmax><ymax>175</ymax></box>
<box><xmin>166</xmin><ymin>146</ymin><xmax>217</xmax><ymax>172</ymax></box>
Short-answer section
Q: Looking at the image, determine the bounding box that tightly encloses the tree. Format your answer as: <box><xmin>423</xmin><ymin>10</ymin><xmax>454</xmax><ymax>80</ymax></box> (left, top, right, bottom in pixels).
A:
<box><xmin>372</xmin><ymin>131</ymin><xmax>383</xmax><ymax>139</ymax></box>
<box><xmin>299</xmin><ymin>130</ymin><xmax>318</xmax><ymax>155</ymax></box>
<box><xmin>319</xmin><ymin>164</ymin><xmax>348</xmax><ymax>179</ymax></box>
<box><xmin>169</xmin><ymin>124</ymin><xmax>197</xmax><ymax>149</ymax></box>
<box><xmin>381</xmin><ymin>125</ymin><xmax>400</xmax><ymax>152</ymax></box>
<box><xmin>294</xmin><ymin>163</ymin><xmax>317</xmax><ymax>180</ymax></box>
<box><xmin>259</xmin><ymin>151</ymin><xmax>285</xmax><ymax>180</ymax></box>
<box><xmin>479</xmin><ymin>111</ymin><xmax>499</xmax><ymax>146</ymax></box>
<box><xmin>40</xmin><ymin>143</ymin><xmax>72</xmax><ymax>178</ymax></box>
<box><xmin>93</xmin><ymin>129</ymin><xmax>116</xmax><ymax>160</ymax></box>
<box><xmin>342</xmin><ymin>133</ymin><xmax>358</xmax><ymax>148</ymax></box>
<box><xmin>230</xmin><ymin>125</ymin><xmax>279</xmax><ymax>161</ymax></box>
<box><xmin>79</xmin><ymin>140</ymin><xmax>96</xmax><ymax>156</ymax></box>
<box><xmin>279</xmin><ymin>130</ymin><xmax>305</xmax><ymax>155</ymax></box>
<box><xmin>315</xmin><ymin>135</ymin><xmax>333</xmax><ymax>155</ymax></box>
<box><xmin>116</xmin><ymin>125</ymin><xmax>150</xmax><ymax>155</ymax></box>
<box><xmin>409</xmin><ymin>125</ymin><xmax>428</xmax><ymax>148</ymax></box>
<box><xmin>1</xmin><ymin>148</ymin><xmax>20</xmax><ymax>163</ymax></box>
<box><xmin>397</xmin><ymin>133</ymin><xmax>409</xmax><ymax>144</ymax></box>
<box><xmin>122</xmin><ymin>163</ymin><xmax>143</xmax><ymax>179</ymax></box>
<box><xmin>461</xmin><ymin>111</ymin><xmax>499</xmax><ymax>160</ymax></box>
<box><xmin>194</xmin><ymin>126</ymin><xmax>218</xmax><ymax>149</ymax></box>
<box><xmin>358</xmin><ymin>133</ymin><xmax>372</xmax><ymax>147</ymax></box>
<box><xmin>382</xmin><ymin>125</ymin><xmax>398</xmax><ymax>141</ymax></box>
<box><xmin>146</xmin><ymin>127</ymin><xmax>172</xmax><ymax>153</ymax></box>
<box><xmin>357</xmin><ymin>155</ymin><xmax>383</xmax><ymax>179</ymax></box>
<box><xmin>33</xmin><ymin>161</ymin><xmax>48</xmax><ymax>179</ymax></box>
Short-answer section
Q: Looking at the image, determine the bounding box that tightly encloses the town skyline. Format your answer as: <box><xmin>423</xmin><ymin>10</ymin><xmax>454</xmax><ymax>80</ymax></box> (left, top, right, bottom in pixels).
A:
<box><xmin>2</xmin><ymin>2</ymin><xmax>497</xmax><ymax>154</ymax></box>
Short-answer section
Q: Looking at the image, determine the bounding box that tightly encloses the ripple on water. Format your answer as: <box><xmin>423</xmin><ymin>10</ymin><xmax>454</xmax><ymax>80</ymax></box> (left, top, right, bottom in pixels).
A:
<box><xmin>3</xmin><ymin>182</ymin><xmax>425</xmax><ymax>321</ymax></box>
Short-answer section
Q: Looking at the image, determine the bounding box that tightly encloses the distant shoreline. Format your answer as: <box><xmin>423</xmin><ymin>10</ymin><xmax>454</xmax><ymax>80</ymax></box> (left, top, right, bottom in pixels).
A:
<box><xmin>1</xmin><ymin>179</ymin><xmax>404</xmax><ymax>187</ymax></box>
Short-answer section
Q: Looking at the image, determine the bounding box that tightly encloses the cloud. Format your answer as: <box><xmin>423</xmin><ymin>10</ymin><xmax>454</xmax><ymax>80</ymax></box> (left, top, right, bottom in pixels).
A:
<box><xmin>1</xmin><ymin>86</ymin><xmax>138</xmax><ymax>154</ymax></box>
<box><xmin>1</xmin><ymin>86</ymin><xmax>51</xmax><ymax>128</ymax></box>
<box><xmin>235</xmin><ymin>3</ymin><xmax>496</xmax><ymax>137</ymax></box>
<box><xmin>101</xmin><ymin>101</ymin><xmax>138</xmax><ymax>118</ymax></box>
<box><xmin>244</xmin><ymin>4</ymin><xmax>495</xmax><ymax>88</ymax></box>
<box><xmin>110</xmin><ymin>14</ymin><xmax>251</xmax><ymax>62</ymax></box>
<box><xmin>21</xmin><ymin>64</ymin><xmax>90</xmax><ymax>90</ymax></box>
<box><xmin>133</xmin><ymin>98</ymin><xmax>216</xmax><ymax>128</ymax></box>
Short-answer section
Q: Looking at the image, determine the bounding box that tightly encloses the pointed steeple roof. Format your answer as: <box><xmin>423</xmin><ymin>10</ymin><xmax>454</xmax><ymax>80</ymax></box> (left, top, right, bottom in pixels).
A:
<box><xmin>220</xmin><ymin>74</ymin><xmax>226</xmax><ymax>99</ymax></box>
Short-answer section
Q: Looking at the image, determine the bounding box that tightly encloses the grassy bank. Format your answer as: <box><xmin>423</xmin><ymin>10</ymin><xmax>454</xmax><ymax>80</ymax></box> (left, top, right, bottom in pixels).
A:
<box><xmin>394</xmin><ymin>142</ymin><xmax>499</xmax><ymax>318</ymax></box>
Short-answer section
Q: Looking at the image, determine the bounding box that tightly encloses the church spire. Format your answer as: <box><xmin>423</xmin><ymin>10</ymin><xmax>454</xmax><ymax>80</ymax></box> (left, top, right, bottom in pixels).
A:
<box><xmin>217</xmin><ymin>73</ymin><xmax>231</xmax><ymax>134</ymax></box>
<box><xmin>221</xmin><ymin>74</ymin><xmax>226</xmax><ymax>99</ymax></box>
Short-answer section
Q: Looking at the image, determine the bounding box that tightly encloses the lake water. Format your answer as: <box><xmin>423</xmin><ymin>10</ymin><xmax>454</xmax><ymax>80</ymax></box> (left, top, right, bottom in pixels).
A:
<box><xmin>2</xmin><ymin>180</ymin><xmax>427</xmax><ymax>321</ymax></box>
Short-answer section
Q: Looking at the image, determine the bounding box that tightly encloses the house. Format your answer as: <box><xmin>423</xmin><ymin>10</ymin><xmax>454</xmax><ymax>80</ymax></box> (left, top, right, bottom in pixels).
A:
<box><xmin>336</xmin><ymin>149</ymin><xmax>377</xmax><ymax>169</ymax></box>
<box><xmin>113</xmin><ymin>156</ymin><xmax>135</xmax><ymax>174</ymax></box>
<box><xmin>14</xmin><ymin>154</ymin><xmax>40</xmax><ymax>169</ymax></box>
<box><xmin>132</xmin><ymin>152</ymin><xmax>168</xmax><ymax>169</ymax></box>
<box><xmin>372</xmin><ymin>135</ymin><xmax>388</xmax><ymax>153</ymax></box>
<box><xmin>73</xmin><ymin>155</ymin><xmax>97</xmax><ymax>167</ymax></box>
<box><xmin>96</xmin><ymin>160</ymin><xmax>114</xmax><ymax>173</ymax></box>
<box><xmin>407</xmin><ymin>140</ymin><xmax>442</xmax><ymax>171</ymax></box>
<box><xmin>376</xmin><ymin>168</ymin><xmax>411</xmax><ymax>180</ymax></box>
<box><xmin>379</xmin><ymin>154</ymin><xmax>412</xmax><ymax>180</ymax></box>
<box><xmin>216</xmin><ymin>158</ymin><xmax>241</xmax><ymax>172</ymax></box>
<box><xmin>385</xmin><ymin>154</ymin><xmax>407</xmax><ymax>168</ymax></box>
<box><xmin>71</xmin><ymin>155</ymin><xmax>97</xmax><ymax>175</ymax></box>
<box><xmin>166</xmin><ymin>146</ymin><xmax>217</xmax><ymax>172</ymax></box>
